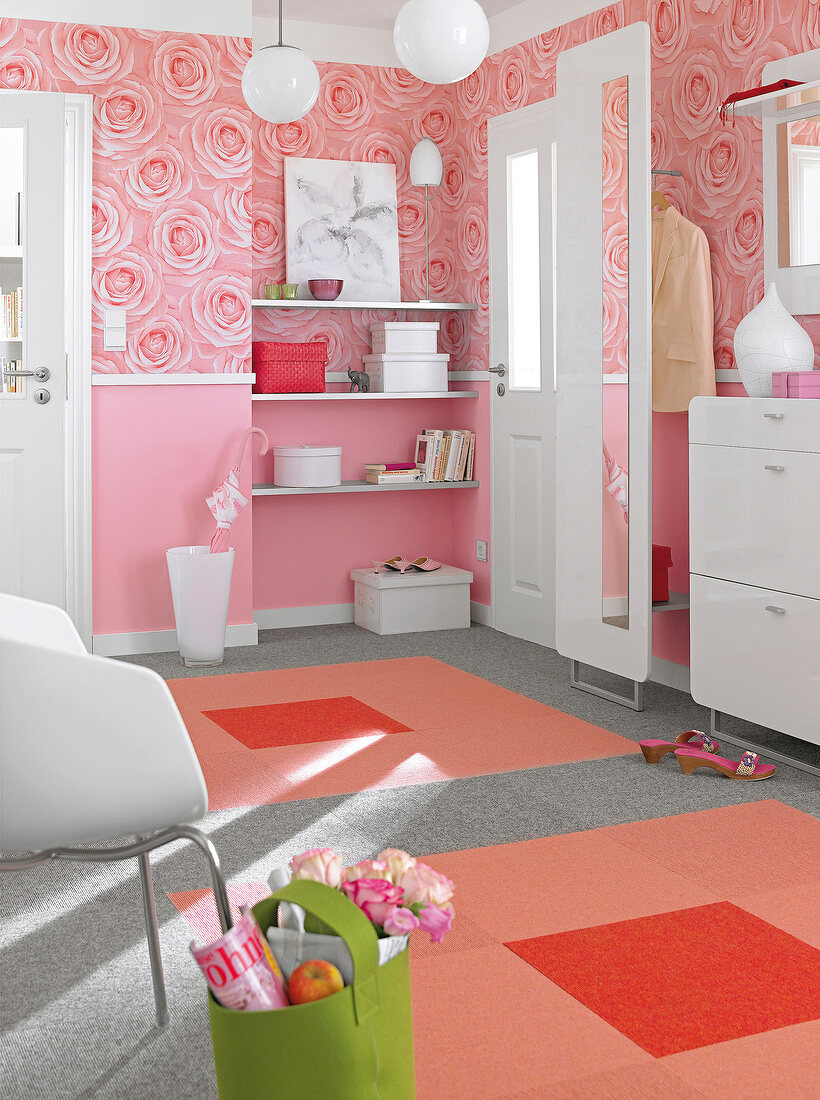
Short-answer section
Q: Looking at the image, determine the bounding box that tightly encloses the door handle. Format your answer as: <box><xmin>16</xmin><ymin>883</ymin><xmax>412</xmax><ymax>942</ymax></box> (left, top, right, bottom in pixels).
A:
<box><xmin>764</xmin><ymin>465</ymin><xmax>785</xmax><ymax>472</ymax></box>
<box><xmin>764</xmin><ymin>605</ymin><xmax>786</xmax><ymax>614</ymax></box>
<box><xmin>763</xmin><ymin>412</ymin><xmax>784</xmax><ymax>420</ymax></box>
<box><xmin>489</xmin><ymin>364</ymin><xmax>506</xmax><ymax>376</ymax></box>
<box><xmin>2</xmin><ymin>366</ymin><xmax>50</xmax><ymax>381</ymax></box>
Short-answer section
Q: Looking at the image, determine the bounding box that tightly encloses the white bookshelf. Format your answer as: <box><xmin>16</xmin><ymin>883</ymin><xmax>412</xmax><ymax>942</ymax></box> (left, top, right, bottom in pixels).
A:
<box><xmin>253</xmin><ymin>479</ymin><xmax>479</xmax><ymax>497</ymax></box>
<box><xmin>252</xmin><ymin>390</ymin><xmax>479</xmax><ymax>402</ymax></box>
<box><xmin>252</xmin><ymin>299</ymin><xmax>478</xmax><ymax>311</ymax></box>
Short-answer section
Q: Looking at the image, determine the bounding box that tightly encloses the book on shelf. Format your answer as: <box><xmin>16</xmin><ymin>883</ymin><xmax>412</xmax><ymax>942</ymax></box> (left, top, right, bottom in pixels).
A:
<box><xmin>1</xmin><ymin>356</ymin><xmax>22</xmax><ymax>394</ymax></box>
<box><xmin>363</xmin><ymin>462</ymin><xmax>417</xmax><ymax>472</ymax></box>
<box><xmin>366</xmin><ymin>469</ymin><xmax>423</xmax><ymax>484</ymax></box>
<box><xmin>1</xmin><ymin>288</ymin><xmax>22</xmax><ymax>340</ymax></box>
<box><xmin>414</xmin><ymin>428</ymin><xmax>475</xmax><ymax>482</ymax></box>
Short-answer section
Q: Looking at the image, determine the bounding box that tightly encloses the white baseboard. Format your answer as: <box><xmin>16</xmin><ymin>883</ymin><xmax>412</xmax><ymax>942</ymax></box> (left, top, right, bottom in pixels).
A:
<box><xmin>92</xmin><ymin>622</ymin><xmax>259</xmax><ymax>657</ymax></box>
<box><xmin>256</xmin><ymin>601</ymin><xmax>493</xmax><ymax>630</ymax></box>
<box><xmin>470</xmin><ymin>601</ymin><xmax>492</xmax><ymax>626</ymax></box>
<box><xmin>651</xmin><ymin>656</ymin><xmax>690</xmax><ymax>693</ymax></box>
<box><xmin>602</xmin><ymin>596</ymin><xmax>629</xmax><ymax>617</ymax></box>
<box><xmin>255</xmin><ymin>603</ymin><xmax>355</xmax><ymax>629</ymax></box>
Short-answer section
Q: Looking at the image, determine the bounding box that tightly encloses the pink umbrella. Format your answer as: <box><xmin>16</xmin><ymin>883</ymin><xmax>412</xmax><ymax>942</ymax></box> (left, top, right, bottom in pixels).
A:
<box><xmin>603</xmin><ymin>442</ymin><xmax>628</xmax><ymax>522</ymax></box>
<box><xmin>208</xmin><ymin>428</ymin><xmax>269</xmax><ymax>553</ymax></box>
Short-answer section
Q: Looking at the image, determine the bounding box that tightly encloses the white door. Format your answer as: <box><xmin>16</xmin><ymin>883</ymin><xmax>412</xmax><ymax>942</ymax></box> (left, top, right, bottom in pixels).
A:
<box><xmin>489</xmin><ymin>101</ymin><xmax>557</xmax><ymax>647</ymax></box>
<box><xmin>0</xmin><ymin>92</ymin><xmax>67</xmax><ymax>607</ymax></box>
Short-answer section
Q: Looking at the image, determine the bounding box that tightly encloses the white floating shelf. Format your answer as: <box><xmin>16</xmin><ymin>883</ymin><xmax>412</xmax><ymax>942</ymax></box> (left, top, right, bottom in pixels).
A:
<box><xmin>253</xmin><ymin>479</ymin><xmax>479</xmax><ymax>497</ymax></box>
<box><xmin>729</xmin><ymin>77</ymin><xmax>820</xmax><ymax>117</ymax></box>
<box><xmin>0</xmin><ymin>247</ymin><xmax>23</xmax><ymax>259</ymax></box>
<box><xmin>252</xmin><ymin>390</ymin><xmax>478</xmax><ymax>402</ymax></box>
<box><xmin>652</xmin><ymin>591</ymin><xmax>690</xmax><ymax>613</ymax></box>
<box><xmin>252</xmin><ymin>299</ymin><xmax>478</xmax><ymax>312</ymax></box>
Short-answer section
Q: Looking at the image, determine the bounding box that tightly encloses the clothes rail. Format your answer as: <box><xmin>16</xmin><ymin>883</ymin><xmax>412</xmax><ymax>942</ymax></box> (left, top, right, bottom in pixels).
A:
<box><xmin>651</xmin><ymin>169</ymin><xmax>682</xmax><ymax>177</ymax></box>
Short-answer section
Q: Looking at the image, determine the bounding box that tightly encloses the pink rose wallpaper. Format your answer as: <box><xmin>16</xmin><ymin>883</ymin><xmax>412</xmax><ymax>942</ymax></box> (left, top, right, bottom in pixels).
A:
<box><xmin>1</xmin><ymin>18</ymin><xmax>251</xmax><ymax>374</ymax></box>
<box><xmin>2</xmin><ymin>2</ymin><xmax>819</xmax><ymax>379</ymax></box>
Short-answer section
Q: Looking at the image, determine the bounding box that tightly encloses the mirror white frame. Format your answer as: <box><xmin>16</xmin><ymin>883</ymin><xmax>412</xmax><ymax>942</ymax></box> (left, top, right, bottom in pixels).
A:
<box><xmin>763</xmin><ymin>48</ymin><xmax>820</xmax><ymax>315</ymax></box>
<box><xmin>555</xmin><ymin>22</ymin><xmax>651</xmax><ymax>695</ymax></box>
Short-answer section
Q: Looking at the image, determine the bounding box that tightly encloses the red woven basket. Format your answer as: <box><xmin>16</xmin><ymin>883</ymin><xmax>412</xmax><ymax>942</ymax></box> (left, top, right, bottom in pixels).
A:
<box><xmin>252</xmin><ymin>341</ymin><xmax>328</xmax><ymax>394</ymax></box>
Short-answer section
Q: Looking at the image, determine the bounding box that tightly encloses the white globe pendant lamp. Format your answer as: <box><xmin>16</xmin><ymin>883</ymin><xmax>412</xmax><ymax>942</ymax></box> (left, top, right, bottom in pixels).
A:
<box><xmin>242</xmin><ymin>0</ymin><xmax>320</xmax><ymax>124</ymax></box>
<box><xmin>394</xmin><ymin>0</ymin><xmax>490</xmax><ymax>85</ymax></box>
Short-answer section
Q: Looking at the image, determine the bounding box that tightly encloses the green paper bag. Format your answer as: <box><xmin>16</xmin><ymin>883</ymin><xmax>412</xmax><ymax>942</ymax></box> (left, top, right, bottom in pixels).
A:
<box><xmin>208</xmin><ymin>880</ymin><xmax>416</xmax><ymax>1100</ymax></box>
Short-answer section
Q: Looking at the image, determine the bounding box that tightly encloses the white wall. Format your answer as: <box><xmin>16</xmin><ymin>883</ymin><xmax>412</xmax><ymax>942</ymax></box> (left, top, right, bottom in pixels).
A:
<box><xmin>253</xmin><ymin>1</ymin><xmax>605</xmax><ymax>67</ymax></box>
<box><xmin>2</xmin><ymin>0</ymin><xmax>251</xmax><ymax>36</ymax></box>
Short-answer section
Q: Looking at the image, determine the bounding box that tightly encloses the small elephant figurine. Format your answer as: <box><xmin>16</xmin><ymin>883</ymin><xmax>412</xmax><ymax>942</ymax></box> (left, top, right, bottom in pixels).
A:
<box><xmin>348</xmin><ymin>367</ymin><xmax>371</xmax><ymax>393</ymax></box>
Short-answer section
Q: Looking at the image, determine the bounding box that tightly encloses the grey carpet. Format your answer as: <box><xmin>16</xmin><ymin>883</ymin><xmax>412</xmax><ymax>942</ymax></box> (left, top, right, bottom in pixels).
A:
<box><xmin>2</xmin><ymin>624</ymin><xmax>818</xmax><ymax>1099</ymax></box>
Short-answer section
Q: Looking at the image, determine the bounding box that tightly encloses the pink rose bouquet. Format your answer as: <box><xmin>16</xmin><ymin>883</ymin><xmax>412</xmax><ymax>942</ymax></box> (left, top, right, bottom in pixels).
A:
<box><xmin>287</xmin><ymin>847</ymin><xmax>454</xmax><ymax>944</ymax></box>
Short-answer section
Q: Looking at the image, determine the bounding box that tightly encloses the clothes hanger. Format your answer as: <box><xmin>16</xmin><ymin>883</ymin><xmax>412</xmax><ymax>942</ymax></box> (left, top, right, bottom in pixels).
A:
<box><xmin>651</xmin><ymin>190</ymin><xmax>669</xmax><ymax>212</ymax></box>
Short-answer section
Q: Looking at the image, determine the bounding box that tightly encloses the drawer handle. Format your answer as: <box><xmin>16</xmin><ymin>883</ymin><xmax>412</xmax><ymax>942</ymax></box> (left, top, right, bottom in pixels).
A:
<box><xmin>764</xmin><ymin>464</ymin><xmax>785</xmax><ymax>472</ymax></box>
<box><xmin>763</xmin><ymin>412</ymin><xmax>784</xmax><ymax>420</ymax></box>
<box><xmin>765</xmin><ymin>605</ymin><xmax>786</xmax><ymax>615</ymax></box>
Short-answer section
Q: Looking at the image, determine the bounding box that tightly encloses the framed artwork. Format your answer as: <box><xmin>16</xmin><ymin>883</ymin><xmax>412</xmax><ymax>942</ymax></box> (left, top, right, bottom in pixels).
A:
<box><xmin>285</xmin><ymin>156</ymin><xmax>401</xmax><ymax>302</ymax></box>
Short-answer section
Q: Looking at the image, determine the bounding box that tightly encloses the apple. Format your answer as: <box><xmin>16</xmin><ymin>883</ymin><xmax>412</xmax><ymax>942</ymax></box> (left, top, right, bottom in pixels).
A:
<box><xmin>288</xmin><ymin>959</ymin><xmax>344</xmax><ymax>1005</ymax></box>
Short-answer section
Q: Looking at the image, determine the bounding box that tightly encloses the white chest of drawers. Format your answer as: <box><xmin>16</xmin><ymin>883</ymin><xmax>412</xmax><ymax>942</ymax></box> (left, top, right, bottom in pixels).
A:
<box><xmin>689</xmin><ymin>397</ymin><xmax>820</xmax><ymax>748</ymax></box>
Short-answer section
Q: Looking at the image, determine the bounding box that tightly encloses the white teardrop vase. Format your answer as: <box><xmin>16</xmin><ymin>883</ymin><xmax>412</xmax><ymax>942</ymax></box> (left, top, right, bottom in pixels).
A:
<box><xmin>733</xmin><ymin>282</ymin><xmax>815</xmax><ymax>397</ymax></box>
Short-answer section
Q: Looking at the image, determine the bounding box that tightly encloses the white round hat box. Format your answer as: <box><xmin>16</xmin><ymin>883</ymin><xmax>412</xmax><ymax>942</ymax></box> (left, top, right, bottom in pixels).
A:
<box><xmin>273</xmin><ymin>445</ymin><xmax>342</xmax><ymax>487</ymax></box>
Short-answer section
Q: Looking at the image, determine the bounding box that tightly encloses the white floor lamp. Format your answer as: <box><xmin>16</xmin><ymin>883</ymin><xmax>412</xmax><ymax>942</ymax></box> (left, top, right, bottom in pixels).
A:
<box><xmin>410</xmin><ymin>137</ymin><xmax>443</xmax><ymax>303</ymax></box>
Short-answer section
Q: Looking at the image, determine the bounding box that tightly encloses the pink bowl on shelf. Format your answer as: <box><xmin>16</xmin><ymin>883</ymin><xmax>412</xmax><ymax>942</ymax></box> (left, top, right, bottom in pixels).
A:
<box><xmin>308</xmin><ymin>279</ymin><xmax>344</xmax><ymax>301</ymax></box>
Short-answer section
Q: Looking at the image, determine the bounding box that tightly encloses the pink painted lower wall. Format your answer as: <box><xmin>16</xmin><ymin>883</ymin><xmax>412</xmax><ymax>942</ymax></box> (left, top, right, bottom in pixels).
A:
<box><xmin>92</xmin><ymin>385</ymin><xmax>254</xmax><ymax>636</ymax></box>
<box><xmin>251</xmin><ymin>390</ymin><xmax>488</xmax><ymax>611</ymax></box>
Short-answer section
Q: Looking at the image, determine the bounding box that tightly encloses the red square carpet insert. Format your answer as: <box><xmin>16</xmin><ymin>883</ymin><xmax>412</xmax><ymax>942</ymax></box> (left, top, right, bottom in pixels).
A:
<box><xmin>203</xmin><ymin>695</ymin><xmax>412</xmax><ymax>750</ymax></box>
<box><xmin>505</xmin><ymin>901</ymin><xmax>820</xmax><ymax>1057</ymax></box>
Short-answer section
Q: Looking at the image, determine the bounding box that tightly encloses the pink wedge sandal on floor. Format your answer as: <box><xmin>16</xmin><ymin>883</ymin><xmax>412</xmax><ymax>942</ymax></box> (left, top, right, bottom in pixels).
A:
<box><xmin>674</xmin><ymin>746</ymin><xmax>776</xmax><ymax>781</ymax></box>
<box><xmin>639</xmin><ymin>729</ymin><xmax>718</xmax><ymax>765</ymax></box>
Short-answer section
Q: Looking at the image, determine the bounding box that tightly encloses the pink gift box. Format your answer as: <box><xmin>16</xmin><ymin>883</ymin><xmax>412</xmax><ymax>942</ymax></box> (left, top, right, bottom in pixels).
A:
<box><xmin>771</xmin><ymin>370</ymin><xmax>820</xmax><ymax>398</ymax></box>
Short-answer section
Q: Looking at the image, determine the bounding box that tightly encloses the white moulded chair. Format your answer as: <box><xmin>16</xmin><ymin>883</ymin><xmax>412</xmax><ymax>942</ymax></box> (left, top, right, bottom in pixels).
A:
<box><xmin>0</xmin><ymin>593</ymin><xmax>231</xmax><ymax>1027</ymax></box>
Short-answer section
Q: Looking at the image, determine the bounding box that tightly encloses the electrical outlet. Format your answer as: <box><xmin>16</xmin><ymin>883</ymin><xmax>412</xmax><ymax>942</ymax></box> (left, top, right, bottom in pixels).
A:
<box><xmin>476</xmin><ymin>539</ymin><xmax>488</xmax><ymax>563</ymax></box>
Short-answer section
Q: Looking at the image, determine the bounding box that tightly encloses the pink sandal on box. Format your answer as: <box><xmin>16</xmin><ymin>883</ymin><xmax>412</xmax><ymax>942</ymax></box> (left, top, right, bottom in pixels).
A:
<box><xmin>674</xmin><ymin>746</ymin><xmax>775</xmax><ymax>781</ymax></box>
<box><xmin>371</xmin><ymin>556</ymin><xmax>413</xmax><ymax>574</ymax></box>
<box><xmin>409</xmin><ymin>557</ymin><xmax>442</xmax><ymax>572</ymax></box>
<box><xmin>639</xmin><ymin>729</ymin><xmax>718</xmax><ymax>765</ymax></box>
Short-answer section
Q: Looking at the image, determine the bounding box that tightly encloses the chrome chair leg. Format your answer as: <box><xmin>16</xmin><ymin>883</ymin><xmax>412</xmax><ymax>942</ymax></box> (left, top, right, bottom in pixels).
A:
<box><xmin>0</xmin><ymin>823</ymin><xmax>232</xmax><ymax>1027</ymax></box>
<box><xmin>137</xmin><ymin>846</ymin><xmax>170</xmax><ymax>1028</ymax></box>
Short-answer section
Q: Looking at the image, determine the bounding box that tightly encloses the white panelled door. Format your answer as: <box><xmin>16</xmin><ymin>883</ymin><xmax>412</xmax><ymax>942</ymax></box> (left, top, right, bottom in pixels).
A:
<box><xmin>0</xmin><ymin>93</ymin><xmax>67</xmax><ymax>607</ymax></box>
<box><xmin>489</xmin><ymin>101</ymin><xmax>557</xmax><ymax>647</ymax></box>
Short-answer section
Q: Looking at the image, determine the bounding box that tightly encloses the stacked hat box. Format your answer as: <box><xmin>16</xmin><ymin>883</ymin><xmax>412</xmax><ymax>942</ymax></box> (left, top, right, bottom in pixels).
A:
<box><xmin>363</xmin><ymin>322</ymin><xmax>449</xmax><ymax>393</ymax></box>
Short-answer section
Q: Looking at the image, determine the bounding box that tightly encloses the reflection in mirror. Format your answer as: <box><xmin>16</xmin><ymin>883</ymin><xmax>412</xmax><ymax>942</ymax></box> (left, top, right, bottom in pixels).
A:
<box><xmin>1</xmin><ymin>127</ymin><xmax>25</xmax><ymax>399</ymax></box>
<box><xmin>602</xmin><ymin>76</ymin><xmax>629</xmax><ymax>629</ymax></box>
<box><xmin>777</xmin><ymin>112</ymin><xmax>820</xmax><ymax>267</ymax></box>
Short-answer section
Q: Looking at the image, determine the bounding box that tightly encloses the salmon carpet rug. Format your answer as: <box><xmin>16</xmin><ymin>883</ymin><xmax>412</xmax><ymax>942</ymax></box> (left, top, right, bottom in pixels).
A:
<box><xmin>170</xmin><ymin>800</ymin><xmax>820</xmax><ymax>1099</ymax></box>
<box><xmin>164</xmin><ymin>660</ymin><xmax>820</xmax><ymax>1098</ymax></box>
<box><xmin>168</xmin><ymin>656</ymin><xmax>640</xmax><ymax>809</ymax></box>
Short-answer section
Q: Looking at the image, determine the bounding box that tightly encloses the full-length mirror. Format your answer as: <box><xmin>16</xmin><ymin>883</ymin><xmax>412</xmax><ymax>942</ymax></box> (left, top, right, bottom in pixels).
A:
<box><xmin>556</xmin><ymin>21</ymin><xmax>651</xmax><ymax>701</ymax></box>
<box><xmin>777</xmin><ymin>113</ymin><xmax>820</xmax><ymax>268</ymax></box>
<box><xmin>762</xmin><ymin>49</ymin><xmax>820</xmax><ymax>314</ymax></box>
<box><xmin>601</xmin><ymin>75</ymin><xmax>630</xmax><ymax>630</ymax></box>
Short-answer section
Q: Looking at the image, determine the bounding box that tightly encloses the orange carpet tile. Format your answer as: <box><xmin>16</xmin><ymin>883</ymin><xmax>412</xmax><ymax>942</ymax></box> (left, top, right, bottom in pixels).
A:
<box><xmin>168</xmin><ymin>657</ymin><xmax>639</xmax><ymax>809</ymax></box>
<box><xmin>169</xmin><ymin>802</ymin><xmax>820</xmax><ymax>1098</ymax></box>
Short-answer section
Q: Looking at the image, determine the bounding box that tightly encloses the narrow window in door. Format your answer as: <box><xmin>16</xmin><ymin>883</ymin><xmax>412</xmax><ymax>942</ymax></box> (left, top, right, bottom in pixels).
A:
<box><xmin>507</xmin><ymin>149</ymin><xmax>541</xmax><ymax>391</ymax></box>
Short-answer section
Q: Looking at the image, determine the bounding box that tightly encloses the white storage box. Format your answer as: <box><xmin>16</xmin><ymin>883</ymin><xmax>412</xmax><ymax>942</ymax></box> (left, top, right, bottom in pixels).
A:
<box><xmin>273</xmin><ymin>445</ymin><xmax>342</xmax><ymax>487</ymax></box>
<box><xmin>370</xmin><ymin>321</ymin><xmax>440</xmax><ymax>355</ymax></box>
<box><xmin>362</xmin><ymin>353</ymin><xmax>449</xmax><ymax>393</ymax></box>
<box><xmin>351</xmin><ymin>564</ymin><xmax>473</xmax><ymax>635</ymax></box>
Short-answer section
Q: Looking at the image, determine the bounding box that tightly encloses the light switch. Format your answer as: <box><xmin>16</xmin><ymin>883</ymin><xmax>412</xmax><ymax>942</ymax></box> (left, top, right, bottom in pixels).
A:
<box><xmin>104</xmin><ymin>308</ymin><xmax>127</xmax><ymax>350</ymax></box>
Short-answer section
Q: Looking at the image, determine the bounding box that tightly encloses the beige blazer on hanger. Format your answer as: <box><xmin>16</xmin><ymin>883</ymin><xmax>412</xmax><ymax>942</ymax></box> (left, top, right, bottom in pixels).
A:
<box><xmin>652</xmin><ymin>206</ymin><xmax>716</xmax><ymax>412</ymax></box>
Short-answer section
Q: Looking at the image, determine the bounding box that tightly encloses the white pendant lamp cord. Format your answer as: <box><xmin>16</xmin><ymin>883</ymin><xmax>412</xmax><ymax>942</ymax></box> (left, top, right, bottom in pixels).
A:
<box><xmin>278</xmin><ymin>0</ymin><xmax>283</xmax><ymax>46</ymax></box>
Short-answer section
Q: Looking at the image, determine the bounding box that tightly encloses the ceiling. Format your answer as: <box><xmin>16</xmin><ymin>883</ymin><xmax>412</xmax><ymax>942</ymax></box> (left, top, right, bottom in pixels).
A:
<box><xmin>256</xmin><ymin>0</ymin><xmax>518</xmax><ymax>31</ymax></box>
